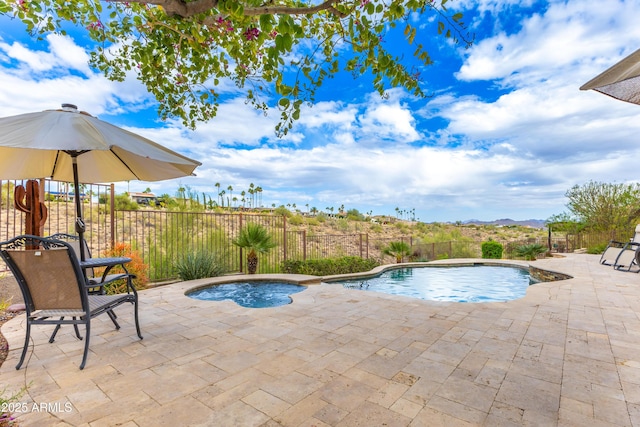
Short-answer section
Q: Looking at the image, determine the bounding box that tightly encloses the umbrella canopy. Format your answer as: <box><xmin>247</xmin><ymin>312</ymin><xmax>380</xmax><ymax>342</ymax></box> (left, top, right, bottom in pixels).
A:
<box><xmin>580</xmin><ymin>48</ymin><xmax>640</xmax><ymax>105</ymax></box>
<box><xmin>0</xmin><ymin>104</ymin><xmax>202</xmax><ymax>260</ymax></box>
<box><xmin>0</xmin><ymin>104</ymin><xmax>201</xmax><ymax>182</ymax></box>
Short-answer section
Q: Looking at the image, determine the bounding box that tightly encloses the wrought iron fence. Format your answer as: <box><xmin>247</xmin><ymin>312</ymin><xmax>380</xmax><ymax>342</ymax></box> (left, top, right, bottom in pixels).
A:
<box><xmin>1</xmin><ymin>179</ymin><xmax>115</xmax><ymax>255</ymax></box>
<box><xmin>0</xmin><ymin>179</ymin><xmax>630</xmax><ymax>281</ymax></box>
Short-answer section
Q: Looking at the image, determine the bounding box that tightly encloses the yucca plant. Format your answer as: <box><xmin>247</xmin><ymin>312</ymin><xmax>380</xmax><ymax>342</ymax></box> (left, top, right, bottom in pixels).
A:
<box><xmin>382</xmin><ymin>241</ymin><xmax>412</xmax><ymax>263</ymax></box>
<box><xmin>232</xmin><ymin>223</ymin><xmax>277</xmax><ymax>274</ymax></box>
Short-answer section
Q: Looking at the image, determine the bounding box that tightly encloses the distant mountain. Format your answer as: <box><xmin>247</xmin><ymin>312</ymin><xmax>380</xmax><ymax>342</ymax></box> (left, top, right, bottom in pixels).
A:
<box><xmin>462</xmin><ymin>218</ymin><xmax>547</xmax><ymax>228</ymax></box>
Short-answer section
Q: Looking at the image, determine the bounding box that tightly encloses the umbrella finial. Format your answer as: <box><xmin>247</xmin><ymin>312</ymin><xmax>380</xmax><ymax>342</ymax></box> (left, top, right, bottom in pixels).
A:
<box><xmin>61</xmin><ymin>103</ymin><xmax>78</xmax><ymax>112</ymax></box>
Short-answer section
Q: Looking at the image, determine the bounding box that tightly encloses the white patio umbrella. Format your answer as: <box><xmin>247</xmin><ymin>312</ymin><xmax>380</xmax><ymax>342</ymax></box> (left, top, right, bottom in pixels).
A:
<box><xmin>580</xmin><ymin>48</ymin><xmax>640</xmax><ymax>105</ymax></box>
<box><xmin>0</xmin><ymin>104</ymin><xmax>202</xmax><ymax>260</ymax></box>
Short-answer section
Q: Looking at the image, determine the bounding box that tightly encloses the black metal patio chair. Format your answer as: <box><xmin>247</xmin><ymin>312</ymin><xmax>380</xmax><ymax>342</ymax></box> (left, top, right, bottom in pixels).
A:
<box><xmin>0</xmin><ymin>235</ymin><xmax>143</xmax><ymax>370</ymax></box>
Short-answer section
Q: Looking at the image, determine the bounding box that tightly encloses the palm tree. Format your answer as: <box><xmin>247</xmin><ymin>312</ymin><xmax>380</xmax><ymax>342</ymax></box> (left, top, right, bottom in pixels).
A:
<box><xmin>232</xmin><ymin>223</ymin><xmax>277</xmax><ymax>274</ymax></box>
<box><xmin>219</xmin><ymin>189</ymin><xmax>225</xmax><ymax>208</ymax></box>
<box><xmin>214</xmin><ymin>182</ymin><xmax>221</xmax><ymax>205</ymax></box>
<box><xmin>383</xmin><ymin>241</ymin><xmax>412</xmax><ymax>263</ymax></box>
<box><xmin>248</xmin><ymin>183</ymin><xmax>255</xmax><ymax>208</ymax></box>
<box><xmin>256</xmin><ymin>186</ymin><xmax>263</xmax><ymax>207</ymax></box>
<box><xmin>227</xmin><ymin>185</ymin><xmax>233</xmax><ymax>208</ymax></box>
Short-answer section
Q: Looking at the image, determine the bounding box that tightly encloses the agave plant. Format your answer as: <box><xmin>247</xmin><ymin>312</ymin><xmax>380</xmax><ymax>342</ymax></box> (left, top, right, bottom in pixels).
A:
<box><xmin>174</xmin><ymin>251</ymin><xmax>227</xmax><ymax>280</ymax></box>
<box><xmin>382</xmin><ymin>241</ymin><xmax>412</xmax><ymax>263</ymax></box>
<box><xmin>232</xmin><ymin>223</ymin><xmax>277</xmax><ymax>274</ymax></box>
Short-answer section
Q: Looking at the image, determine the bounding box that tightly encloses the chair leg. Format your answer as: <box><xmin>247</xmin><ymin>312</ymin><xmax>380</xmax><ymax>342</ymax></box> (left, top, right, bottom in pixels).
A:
<box><xmin>133</xmin><ymin>299</ymin><xmax>143</xmax><ymax>340</ymax></box>
<box><xmin>73</xmin><ymin>320</ymin><xmax>83</xmax><ymax>340</ymax></box>
<box><xmin>79</xmin><ymin>320</ymin><xmax>91</xmax><ymax>370</ymax></box>
<box><xmin>107</xmin><ymin>310</ymin><xmax>121</xmax><ymax>330</ymax></box>
<box><xmin>49</xmin><ymin>318</ymin><xmax>83</xmax><ymax>343</ymax></box>
<box><xmin>49</xmin><ymin>318</ymin><xmax>65</xmax><ymax>343</ymax></box>
<box><xmin>49</xmin><ymin>323</ymin><xmax>61</xmax><ymax>343</ymax></box>
<box><xmin>16</xmin><ymin>321</ymin><xmax>31</xmax><ymax>370</ymax></box>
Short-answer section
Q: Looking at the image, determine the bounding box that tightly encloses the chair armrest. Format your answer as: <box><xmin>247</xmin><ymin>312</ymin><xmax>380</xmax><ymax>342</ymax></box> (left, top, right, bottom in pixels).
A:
<box><xmin>607</xmin><ymin>240</ymin><xmax>628</xmax><ymax>248</ymax></box>
<box><xmin>86</xmin><ymin>273</ymin><xmax>137</xmax><ymax>295</ymax></box>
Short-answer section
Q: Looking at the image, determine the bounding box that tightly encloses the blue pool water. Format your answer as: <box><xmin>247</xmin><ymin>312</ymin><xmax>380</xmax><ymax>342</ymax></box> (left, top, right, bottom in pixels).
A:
<box><xmin>334</xmin><ymin>266</ymin><xmax>533</xmax><ymax>303</ymax></box>
<box><xmin>187</xmin><ymin>282</ymin><xmax>306</xmax><ymax>308</ymax></box>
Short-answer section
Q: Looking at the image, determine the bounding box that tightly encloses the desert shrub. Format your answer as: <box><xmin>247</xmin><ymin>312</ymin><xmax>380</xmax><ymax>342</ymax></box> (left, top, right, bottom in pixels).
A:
<box><xmin>97</xmin><ymin>243</ymin><xmax>149</xmax><ymax>293</ymax></box>
<box><xmin>481</xmin><ymin>240</ymin><xmax>503</xmax><ymax>259</ymax></box>
<box><xmin>0</xmin><ymin>296</ymin><xmax>11</xmax><ymax>312</ymax></box>
<box><xmin>274</xmin><ymin>205</ymin><xmax>292</xmax><ymax>217</ymax></box>
<box><xmin>394</xmin><ymin>222</ymin><xmax>410</xmax><ymax>233</ymax></box>
<box><xmin>588</xmin><ymin>243</ymin><xmax>608</xmax><ymax>254</ymax></box>
<box><xmin>288</xmin><ymin>214</ymin><xmax>304</xmax><ymax>225</ymax></box>
<box><xmin>451</xmin><ymin>243</ymin><xmax>479</xmax><ymax>258</ymax></box>
<box><xmin>174</xmin><ymin>251</ymin><xmax>227</xmax><ymax>280</ymax></box>
<box><xmin>370</xmin><ymin>224</ymin><xmax>383</xmax><ymax>233</ymax></box>
<box><xmin>281</xmin><ymin>256</ymin><xmax>379</xmax><ymax>276</ymax></box>
<box><xmin>346</xmin><ymin>209</ymin><xmax>365</xmax><ymax>221</ymax></box>
<box><xmin>305</xmin><ymin>217</ymin><xmax>320</xmax><ymax>226</ymax></box>
<box><xmin>114</xmin><ymin>193</ymin><xmax>139</xmax><ymax>210</ymax></box>
<box><xmin>336</xmin><ymin>218</ymin><xmax>350</xmax><ymax>232</ymax></box>
<box><xmin>0</xmin><ymin>182</ymin><xmax>15</xmax><ymax>207</ymax></box>
<box><xmin>316</xmin><ymin>212</ymin><xmax>327</xmax><ymax>223</ymax></box>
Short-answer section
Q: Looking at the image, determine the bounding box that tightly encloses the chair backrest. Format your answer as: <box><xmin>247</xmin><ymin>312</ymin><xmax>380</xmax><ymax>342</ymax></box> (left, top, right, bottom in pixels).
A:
<box><xmin>49</xmin><ymin>233</ymin><xmax>94</xmax><ymax>276</ymax></box>
<box><xmin>0</xmin><ymin>235</ymin><xmax>87</xmax><ymax>313</ymax></box>
<box><xmin>633</xmin><ymin>224</ymin><xmax>640</xmax><ymax>242</ymax></box>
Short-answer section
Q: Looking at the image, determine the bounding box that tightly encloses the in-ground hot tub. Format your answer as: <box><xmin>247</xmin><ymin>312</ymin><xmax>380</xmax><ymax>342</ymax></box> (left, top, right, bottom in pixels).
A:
<box><xmin>187</xmin><ymin>281</ymin><xmax>307</xmax><ymax>308</ymax></box>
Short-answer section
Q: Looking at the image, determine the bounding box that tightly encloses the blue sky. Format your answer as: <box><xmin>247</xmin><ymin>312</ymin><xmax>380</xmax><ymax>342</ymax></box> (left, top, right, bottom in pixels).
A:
<box><xmin>2</xmin><ymin>0</ymin><xmax>640</xmax><ymax>222</ymax></box>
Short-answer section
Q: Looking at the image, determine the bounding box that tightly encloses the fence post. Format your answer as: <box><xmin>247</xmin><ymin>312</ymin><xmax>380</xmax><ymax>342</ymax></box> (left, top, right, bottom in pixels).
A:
<box><xmin>283</xmin><ymin>215</ymin><xmax>287</xmax><ymax>263</ymax></box>
<box><xmin>110</xmin><ymin>183</ymin><xmax>115</xmax><ymax>249</ymax></box>
<box><xmin>303</xmin><ymin>230</ymin><xmax>307</xmax><ymax>260</ymax></box>
<box><xmin>365</xmin><ymin>233</ymin><xmax>369</xmax><ymax>259</ymax></box>
<box><xmin>239</xmin><ymin>213</ymin><xmax>243</xmax><ymax>273</ymax></box>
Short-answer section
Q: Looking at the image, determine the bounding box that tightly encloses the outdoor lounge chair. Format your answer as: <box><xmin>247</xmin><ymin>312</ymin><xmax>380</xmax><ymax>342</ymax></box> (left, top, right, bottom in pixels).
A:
<box><xmin>600</xmin><ymin>224</ymin><xmax>640</xmax><ymax>266</ymax></box>
<box><xmin>0</xmin><ymin>235</ymin><xmax>143</xmax><ymax>370</ymax></box>
<box><xmin>612</xmin><ymin>242</ymin><xmax>640</xmax><ymax>272</ymax></box>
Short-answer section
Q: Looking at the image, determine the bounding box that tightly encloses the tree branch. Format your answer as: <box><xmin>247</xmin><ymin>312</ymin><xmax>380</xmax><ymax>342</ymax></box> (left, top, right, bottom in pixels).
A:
<box><xmin>130</xmin><ymin>0</ymin><xmax>220</xmax><ymax>16</ymax></box>
<box><xmin>116</xmin><ymin>0</ymin><xmax>346</xmax><ymax>18</ymax></box>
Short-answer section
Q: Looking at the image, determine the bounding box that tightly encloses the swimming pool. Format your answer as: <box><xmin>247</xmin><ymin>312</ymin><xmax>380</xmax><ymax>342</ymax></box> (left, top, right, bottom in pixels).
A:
<box><xmin>332</xmin><ymin>265</ymin><xmax>535</xmax><ymax>303</ymax></box>
<box><xmin>187</xmin><ymin>282</ymin><xmax>306</xmax><ymax>308</ymax></box>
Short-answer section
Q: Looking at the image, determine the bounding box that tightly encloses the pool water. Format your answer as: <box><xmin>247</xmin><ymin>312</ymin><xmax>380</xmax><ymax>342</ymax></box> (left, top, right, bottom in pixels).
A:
<box><xmin>335</xmin><ymin>266</ymin><xmax>534</xmax><ymax>303</ymax></box>
<box><xmin>187</xmin><ymin>282</ymin><xmax>306</xmax><ymax>308</ymax></box>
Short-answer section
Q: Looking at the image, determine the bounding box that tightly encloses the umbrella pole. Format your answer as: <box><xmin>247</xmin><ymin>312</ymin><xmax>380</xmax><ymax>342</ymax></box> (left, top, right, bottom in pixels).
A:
<box><xmin>71</xmin><ymin>154</ymin><xmax>86</xmax><ymax>262</ymax></box>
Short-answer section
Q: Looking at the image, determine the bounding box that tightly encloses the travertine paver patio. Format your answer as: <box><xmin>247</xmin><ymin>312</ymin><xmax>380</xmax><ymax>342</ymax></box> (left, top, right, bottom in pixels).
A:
<box><xmin>2</xmin><ymin>254</ymin><xmax>640</xmax><ymax>426</ymax></box>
